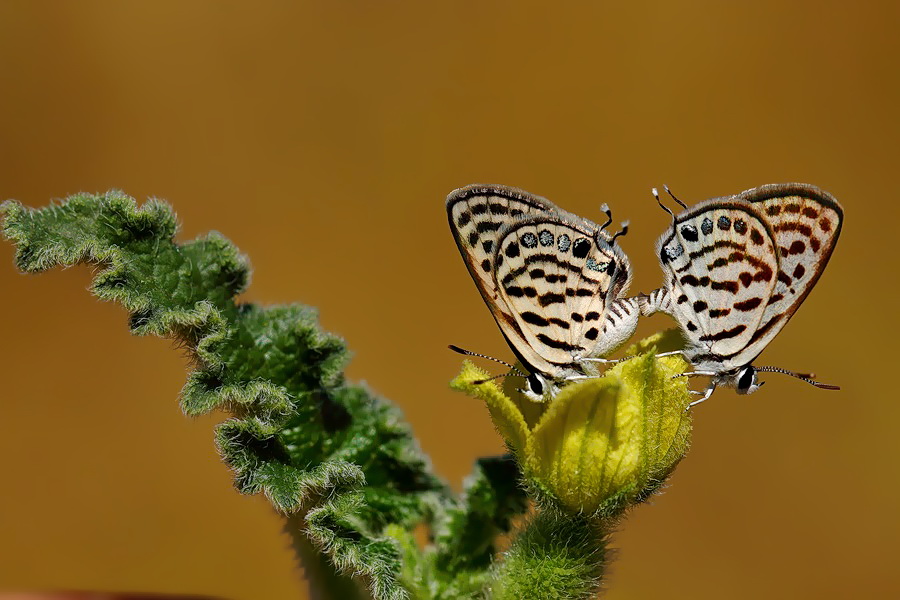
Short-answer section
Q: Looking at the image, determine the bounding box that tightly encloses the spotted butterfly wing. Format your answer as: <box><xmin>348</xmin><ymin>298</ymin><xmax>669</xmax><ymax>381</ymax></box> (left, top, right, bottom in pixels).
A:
<box><xmin>447</xmin><ymin>184</ymin><xmax>636</xmax><ymax>389</ymax></box>
<box><xmin>447</xmin><ymin>185</ymin><xmax>566</xmax><ymax>321</ymax></box>
<box><xmin>727</xmin><ymin>183</ymin><xmax>843</xmax><ymax>367</ymax></box>
<box><xmin>654</xmin><ymin>201</ymin><xmax>779</xmax><ymax>368</ymax></box>
<box><xmin>642</xmin><ymin>183</ymin><xmax>843</xmax><ymax>400</ymax></box>
<box><xmin>492</xmin><ymin>215</ymin><xmax>629</xmax><ymax>378</ymax></box>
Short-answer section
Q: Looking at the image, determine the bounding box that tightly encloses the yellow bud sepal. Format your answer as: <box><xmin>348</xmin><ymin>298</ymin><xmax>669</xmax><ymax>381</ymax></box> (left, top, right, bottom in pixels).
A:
<box><xmin>451</xmin><ymin>331</ymin><xmax>693</xmax><ymax>519</ymax></box>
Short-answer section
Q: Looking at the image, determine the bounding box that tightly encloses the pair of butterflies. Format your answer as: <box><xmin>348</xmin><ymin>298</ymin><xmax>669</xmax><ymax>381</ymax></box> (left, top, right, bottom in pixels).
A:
<box><xmin>447</xmin><ymin>183</ymin><xmax>842</xmax><ymax>405</ymax></box>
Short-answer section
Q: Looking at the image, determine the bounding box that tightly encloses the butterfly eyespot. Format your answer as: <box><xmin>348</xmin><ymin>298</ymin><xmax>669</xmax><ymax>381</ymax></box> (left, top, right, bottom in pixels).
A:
<box><xmin>572</xmin><ymin>237</ymin><xmax>591</xmax><ymax>258</ymax></box>
<box><xmin>733</xmin><ymin>219</ymin><xmax>747</xmax><ymax>234</ymax></box>
<box><xmin>717</xmin><ymin>215</ymin><xmax>731</xmax><ymax>230</ymax></box>
<box><xmin>664</xmin><ymin>243</ymin><xmax>684</xmax><ymax>261</ymax></box>
<box><xmin>539</xmin><ymin>230</ymin><xmax>554</xmax><ymax>247</ymax></box>
<box><xmin>701</xmin><ymin>217</ymin><xmax>714</xmax><ymax>235</ymax></box>
<box><xmin>557</xmin><ymin>234</ymin><xmax>571</xmax><ymax>252</ymax></box>
<box><xmin>680</xmin><ymin>224</ymin><xmax>699</xmax><ymax>242</ymax></box>
<box><xmin>505</xmin><ymin>242</ymin><xmax>520</xmax><ymax>258</ymax></box>
<box><xmin>521</xmin><ymin>232</ymin><xmax>538</xmax><ymax>248</ymax></box>
<box><xmin>586</xmin><ymin>258</ymin><xmax>607</xmax><ymax>272</ymax></box>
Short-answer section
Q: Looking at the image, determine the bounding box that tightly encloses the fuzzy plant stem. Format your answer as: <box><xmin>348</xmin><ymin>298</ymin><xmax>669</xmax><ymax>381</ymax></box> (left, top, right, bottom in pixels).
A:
<box><xmin>488</xmin><ymin>508</ymin><xmax>608</xmax><ymax>600</ymax></box>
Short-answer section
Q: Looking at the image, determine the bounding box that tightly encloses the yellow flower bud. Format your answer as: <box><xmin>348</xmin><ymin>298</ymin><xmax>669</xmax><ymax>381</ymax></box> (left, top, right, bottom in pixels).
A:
<box><xmin>451</xmin><ymin>331</ymin><xmax>693</xmax><ymax>517</ymax></box>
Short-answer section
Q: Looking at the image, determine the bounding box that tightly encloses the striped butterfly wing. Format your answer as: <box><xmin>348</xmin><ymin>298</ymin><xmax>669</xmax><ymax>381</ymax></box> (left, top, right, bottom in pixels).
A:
<box><xmin>656</xmin><ymin>200</ymin><xmax>779</xmax><ymax>362</ymax></box>
<box><xmin>728</xmin><ymin>183</ymin><xmax>844</xmax><ymax>365</ymax></box>
<box><xmin>447</xmin><ymin>184</ymin><xmax>575</xmax><ymax>323</ymax></box>
<box><xmin>494</xmin><ymin>216</ymin><xmax>623</xmax><ymax>376</ymax></box>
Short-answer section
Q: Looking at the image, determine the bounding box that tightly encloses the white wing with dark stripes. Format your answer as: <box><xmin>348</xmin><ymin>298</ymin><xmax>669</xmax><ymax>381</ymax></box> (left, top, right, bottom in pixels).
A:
<box><xmin>493</xmin><ymin>216</ymin><xmax>626</xmax><ymax>376</ymax></box>
<box><xmin>656</xmin><ymin>201</ymin><xmax>779</xmax><ymax>366</ymax></box>
<box><xmin>650</xmin><ymin>183</ymin><xmax>843</xmax><ymax>376</ymax></box>
<box><xmin>447</xmin><ymin>184</ymin><xmax>635</xmax><ymax>382</ymax></box>
<box><xmin>727</xmin><ymin>183</ymin><xmax>843</xmax><ymax>366</ymax></box>
<box><xmin>447</xmin><ymin>185</ymin><xmax>568</xmax><ymax>317</ymax></box>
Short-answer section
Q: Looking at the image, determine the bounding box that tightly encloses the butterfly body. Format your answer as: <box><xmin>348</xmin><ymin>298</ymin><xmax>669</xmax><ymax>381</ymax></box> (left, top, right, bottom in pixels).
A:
<box><xmin>447</xmin><ymin>184</ymin><xmax>639</xmax><ymax>400</ymax></box>
<box><xmin>640</xmin><ymin>183</ymin><xmax>843</xmax><ymax>401</ymax></box>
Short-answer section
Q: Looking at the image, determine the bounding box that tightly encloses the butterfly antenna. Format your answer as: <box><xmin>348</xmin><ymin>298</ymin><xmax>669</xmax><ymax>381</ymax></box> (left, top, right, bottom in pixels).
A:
<box><xmin>611</xmin><ymin>220</ymin><xmax>629</xmax><ymax>243</ymax></box>
<box><xmin>598</xmin><ymin>203</ymin><xmax>613</xmax><ymax>231</ymax></box>
<box><xmin>472</xmin><ymin>372</ymin><xmax>514</xmax><ymax>385</ymax></box>
<box><xmin>756</xmin><ymin>366</ymin><xmax>840</xmax><ymax>390</ymax></box>
<box><xmin>652</xmin><ymin>187</ymin><xmax>676</xmax><ymax>224</ymax></box>
<box><xmin>447</xmin><ymin>344</ymin><xmax>528</xmax><ymax>378</ymax></box>
<box><xmin>663</xmin><ymin>184</ymin><xmax>688</xmax><ymax>209</ymax></box>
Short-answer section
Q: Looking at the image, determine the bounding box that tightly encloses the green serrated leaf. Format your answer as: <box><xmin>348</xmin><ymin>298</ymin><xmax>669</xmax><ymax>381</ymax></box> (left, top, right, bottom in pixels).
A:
<box><xmin>1</xmin><ymin>193</ymin><xmax>451</xmax><ymax>600</ymax></box>
<box><xmin>433</xmin><ymin>455</ymin><xmax>528</xmax><ymax>574</ymax></box>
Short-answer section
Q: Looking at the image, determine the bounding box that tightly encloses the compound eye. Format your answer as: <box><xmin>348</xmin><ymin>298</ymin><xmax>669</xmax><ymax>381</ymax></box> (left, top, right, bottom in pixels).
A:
<box><xmin>737</xmin><ymin>367</ymin><xmax>755</xmax><ymax>392</ymax></box>
<box><xmin>528</xmin><ymin>373</ymin><xmax>544</xmax><ymax>395</ymax></box>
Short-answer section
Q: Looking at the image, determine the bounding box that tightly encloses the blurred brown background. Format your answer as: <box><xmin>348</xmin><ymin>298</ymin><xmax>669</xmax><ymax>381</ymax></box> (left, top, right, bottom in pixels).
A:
<box><xmin>1</xmin><ymin>2</ymin><xmax>897</xmax><ymax>598</ymax></box>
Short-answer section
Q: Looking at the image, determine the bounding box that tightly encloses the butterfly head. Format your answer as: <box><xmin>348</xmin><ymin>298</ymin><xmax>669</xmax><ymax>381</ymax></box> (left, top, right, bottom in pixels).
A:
<box><xmin>522</xmin><ymin>372</ymin><xmax>557</xmax><ymax>402</ymax></box>
<box><xmin>727</xmin><ymin>364</ymin><xmax>840</xmax><ymax>394</ymax></box>
<box><xmin>733</xmin><ymin>366</ymin><xmax>764</xmax><ymax>395</ymax></box>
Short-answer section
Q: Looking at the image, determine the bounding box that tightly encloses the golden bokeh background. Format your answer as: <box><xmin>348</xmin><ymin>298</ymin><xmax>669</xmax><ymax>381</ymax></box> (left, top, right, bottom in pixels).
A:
<box><xmin>1</xmin><ymin>2</ymin><xmax>897</xmax><ymax>598</ymax></box>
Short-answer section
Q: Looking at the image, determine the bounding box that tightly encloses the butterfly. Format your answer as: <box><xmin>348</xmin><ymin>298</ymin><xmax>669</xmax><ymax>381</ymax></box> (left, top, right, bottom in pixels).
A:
<box><xmin>447</xmin><ymin>184</ymin><xmax>640</xmax><ymax>400</ymax></box>
<box><xmin>639</xmin><ymin>183</ymin><xmax>843</xmax><ymax>405</ymax></box>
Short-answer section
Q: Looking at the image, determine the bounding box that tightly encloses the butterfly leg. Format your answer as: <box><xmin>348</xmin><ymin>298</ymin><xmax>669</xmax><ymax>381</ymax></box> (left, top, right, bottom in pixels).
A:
<box><xmin>688</xmin><ymin>382</ymin><xmax>717</xmax><ymax>408</ymax></box>
<box><xmin>565</xmin><ymin>374</ymin><xmax>592</xmax><ymax>381</ymax></box>
<box><xmin>655</xmin><ymin>350</ymin><xmax>687</xmax><ymax>359</ymax></box>
<box><xmin>578</xmin><ymin>356</ymin><xmax>624</xmax><ymax>364</ymax></box>
<box><xmin>671</xmin><ymin>370</ymin><xmax>717</xmax><ymax>379</ymax></box>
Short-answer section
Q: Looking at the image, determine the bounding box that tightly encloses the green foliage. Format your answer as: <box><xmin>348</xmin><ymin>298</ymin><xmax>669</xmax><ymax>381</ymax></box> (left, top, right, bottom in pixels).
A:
<box><xmin>2</xmin><ymin>191</ymin><xmax>695</xmax><ymax>599</ymax></box>
<box><xmin>433</xmin><ymin>455</ymin><xmax>528</xmax><ymax>573</ymax></box>
<box><xmin>1</xmin><ymin>192</ymin><xmax>464</xmax><ymax>599</ymax></box>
